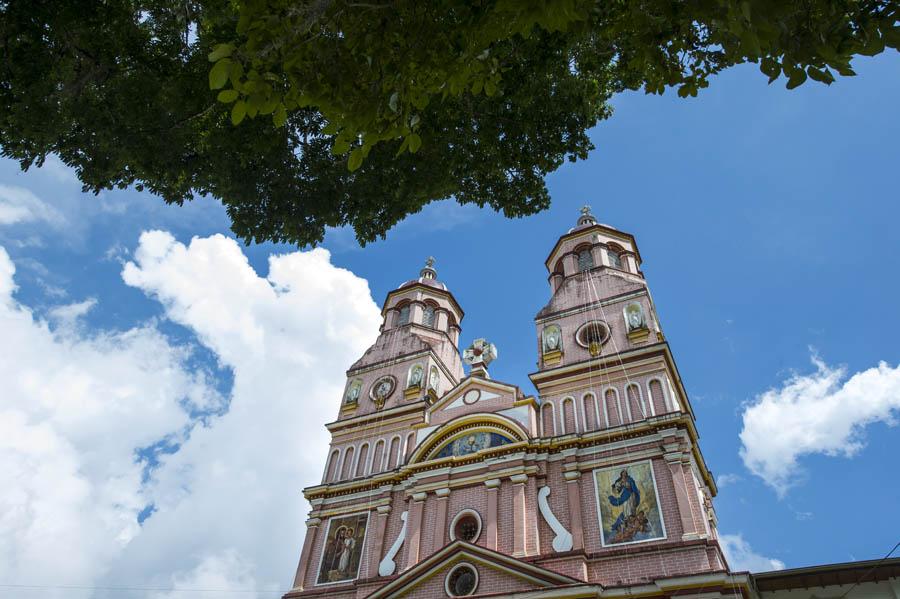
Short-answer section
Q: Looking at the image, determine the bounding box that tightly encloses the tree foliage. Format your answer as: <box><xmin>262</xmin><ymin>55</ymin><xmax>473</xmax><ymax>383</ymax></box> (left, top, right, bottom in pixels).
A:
<box><xmin>1</xmin><ymin>1</ymin><xmax>897</xmax><ymax>246</ymax></box>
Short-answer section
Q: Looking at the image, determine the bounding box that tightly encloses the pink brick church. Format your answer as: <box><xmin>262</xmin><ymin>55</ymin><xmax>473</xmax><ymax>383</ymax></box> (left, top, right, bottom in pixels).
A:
<box><xmin>285</xmin><ymin>209</ymin><xmax>899</xmax><ymax>599</ymax></box>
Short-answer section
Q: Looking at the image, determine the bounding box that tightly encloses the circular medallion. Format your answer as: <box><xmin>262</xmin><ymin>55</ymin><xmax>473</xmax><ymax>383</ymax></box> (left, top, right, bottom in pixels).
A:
<box><xmin>462</xmin><ymin>389</ymin><xmax>480</xmax><ymax>405</ymax></box>
<box><xmin>369</xmin><ymin>376</ymin><xmax>396</xmax><ymax>405</ymax></box>
<box><xmin>445</xmin><ymin>563</ymin><xmax>478</xmax><ymax>597</ymax></box>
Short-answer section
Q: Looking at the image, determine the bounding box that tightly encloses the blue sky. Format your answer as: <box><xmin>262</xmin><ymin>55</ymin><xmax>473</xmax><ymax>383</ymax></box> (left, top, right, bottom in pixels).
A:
<box><xmin>1</xmin><ymin>52</ymin><xmax>898</xmax><ymax>595</ymax></box>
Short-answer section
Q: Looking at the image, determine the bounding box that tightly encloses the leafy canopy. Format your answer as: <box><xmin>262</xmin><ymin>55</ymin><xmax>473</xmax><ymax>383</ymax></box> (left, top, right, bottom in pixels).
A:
<box><xmin>1</xmin><ymin>1</ymin><xmax>897</xmax><ymax>246</ymax></box>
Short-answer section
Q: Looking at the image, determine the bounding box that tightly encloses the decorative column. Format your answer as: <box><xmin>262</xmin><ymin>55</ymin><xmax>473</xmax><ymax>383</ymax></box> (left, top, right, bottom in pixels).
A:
<box><xmin>485</xmin><ymin>479</ymin><xmax>501</xmax><ymax>550</ymax></box>
<box><xmin>368</xmin><ymin>505</ymin><xmax>391</xmax><ymax>578</ymax></box>
<box><xmin>432</xmin><ymin>488</ymin><xmax>450</xmax><ymax>552</ymax></box>
<box><xmin>564</xmin><ymin>471</ymin><xmax>585</xmax><ymax>551</ymax></box>
<box><xmin>510</xmin><ymin>474</ymin><xmax>528</xmax><ymax>557</ymax></box>
<box><xmin>291</xmin><ymin>517</ymin><xmax>321</xmax><ymax>590</ymax></box>
<box><xmin>664</xmin><ymin>447</ymin><xmax>698</xmax><ymax>539</ymax></box>
<box><xmin>404</xmin><ymin>492</ymin><xmax>427</xmax><ymax>570</ymax></box>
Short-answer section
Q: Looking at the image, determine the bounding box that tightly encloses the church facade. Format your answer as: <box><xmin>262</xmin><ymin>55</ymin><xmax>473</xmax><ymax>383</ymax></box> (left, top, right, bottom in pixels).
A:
<box><xmin>284</xmin><ymin>210</ymin><xmax>899</xmax><ymax>599</ymax></box>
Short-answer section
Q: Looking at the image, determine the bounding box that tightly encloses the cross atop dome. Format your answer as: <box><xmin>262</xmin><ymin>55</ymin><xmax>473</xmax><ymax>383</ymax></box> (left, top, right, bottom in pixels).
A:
<box><xmin>420</xmin><ymin>256</ymin><xmax>437</xmax><ymax>280</ymax></box>
<box><xmin>577</xmin><ymin>205</ymin><xmax>597</xmax><ymax>227</ymax></box>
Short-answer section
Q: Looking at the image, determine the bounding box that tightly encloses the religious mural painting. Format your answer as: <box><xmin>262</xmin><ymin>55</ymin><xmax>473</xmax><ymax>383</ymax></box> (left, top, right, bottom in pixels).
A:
<box><xmin>316</xmin><ymin>512</ymin><xmax>370</xmax><ymax>585</ymax></box>
<box><xmin>593</xmin><ymin>460</ymin><xmax>666</xmax><ymax>546</ymax></box>
<box><xmin>433</xmin><ymin>431</ymin><xmax>513</xmax><ymax>459</ymax></box>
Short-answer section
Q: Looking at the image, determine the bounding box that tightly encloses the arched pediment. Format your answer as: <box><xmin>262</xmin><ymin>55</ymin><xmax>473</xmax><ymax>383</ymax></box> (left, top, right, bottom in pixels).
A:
<box><xmin>409</xmin><ymin>413</ymin><xmax>529</xmax><ymax>464</ymax></box>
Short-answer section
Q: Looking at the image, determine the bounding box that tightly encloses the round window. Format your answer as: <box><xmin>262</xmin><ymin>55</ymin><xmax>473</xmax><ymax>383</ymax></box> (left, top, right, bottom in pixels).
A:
<box><xmin>449</xmin><ymin>509</ymin><xmax>482</xmax><ymax>543</ymax></box>
<box><xmin>575</xmin><ymin>321</ymin><xmax>609</xmax><ymax>356</ymax></box>
<box><xmin>445</xmin><ymin>563</ymin><xmax>478</xmax><ymax>597</ymax></box>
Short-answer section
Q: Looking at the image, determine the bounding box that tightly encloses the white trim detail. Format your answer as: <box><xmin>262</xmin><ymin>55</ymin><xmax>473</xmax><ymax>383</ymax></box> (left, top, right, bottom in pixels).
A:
<box><xmin>378</xmin><ymin>510</ymin><xmax>408</xmax><ymax>577</ymax></box>
<box><xmin>559</xmin><ymin>397</ymin><xmax>577</xmax><ymax>434</ymax></box>
<box><xmin>537</xmin><ymin>486</ymin><xmax>573</xmax><ymax>553</ymax></box>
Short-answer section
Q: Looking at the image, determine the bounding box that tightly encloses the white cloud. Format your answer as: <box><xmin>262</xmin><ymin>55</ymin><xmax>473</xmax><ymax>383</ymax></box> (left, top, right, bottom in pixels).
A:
<box><xmin>0</xmin><ymin>184</ymin><xmax>65</xmax><ymax>227</ymax></box>
<box><xmin>720</xmin><ymin>533</ymin><xmax>785</xmax><ymax>572</ymax></box>
<box><xmin>715</xmin><ymin>473</ymin><xmax>741</xmax><ymax>488</ymax></box>
<box><xmin>739</xmin><ymin>353</ymin><xmax>900</xmax><ymax>495</ymax></box>
<box><xmin>0</xmin><ymin>233</ymin><xmax>382</xmax><ymax>597</ymax></box>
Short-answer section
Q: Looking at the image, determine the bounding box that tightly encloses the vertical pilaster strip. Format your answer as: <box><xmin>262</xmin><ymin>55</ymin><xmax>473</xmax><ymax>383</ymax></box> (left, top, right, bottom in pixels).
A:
<box><xmin>510</xmin><ymin>474</ymin><xmax>528</xmax><ymax>557</ymax></box>
<box><xmin>404</xmin><ymin>492</ymin><xmax>427</xmax><ymax>570</ymax></box>
<box><xmin>292</xmin><ymin>517</ymin><xmax>321</xmax><ymax>590</ymax></box>
<box><xmin>664</xmin><ymin>450</ymin><xmax>697</xmax><ymax>539</ymax></box>
<box><xmin>484</xmin><ymin>478</ymin><xmax>501</xmax><ymax>550</ymax></box>
<box><xmin>564</xmin><ymin>471</ymin><xmax>584</xmax><ymax>551</ymax></box>
<box><xmin>432</xmin><ymin>488</ymin><xmax>450</xmax><ymax>553</ymax></box>
<box><xmin>368</xmin><ymin>505</ymin><xmax>391</xmax><ymax>578</ymax></box>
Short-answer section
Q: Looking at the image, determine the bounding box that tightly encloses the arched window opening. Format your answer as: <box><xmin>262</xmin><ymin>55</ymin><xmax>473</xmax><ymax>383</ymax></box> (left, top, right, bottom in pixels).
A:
<box><xmin>397</xmin><ymin>304</ymin><xmax>410</xmax><ymax>325</ymax></box>
<box><xmin>450</xmin><ymin>510</ymin><xmax>482</xmax><ymax>543</ymax></box>
<box><xmin>577</xmin><ymin>248</ymin><xmax>594</xmax><ymax>272</ymax></box>
<box><xmin>607</xmin><ymin>245</ymin><xmax>624</xmax><ymax>270</ymax></box>
<box><xmin>422</xmin><ymin>304</ymin><xmax>436</xmax><ymax>327</ymax></box>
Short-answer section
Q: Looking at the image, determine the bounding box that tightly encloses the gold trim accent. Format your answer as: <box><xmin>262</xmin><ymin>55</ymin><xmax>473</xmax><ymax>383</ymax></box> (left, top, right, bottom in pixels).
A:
<box><xmin>542</xmin><ymin>349</ymin><xmax>563</xmax><ymax>367</ymax></box>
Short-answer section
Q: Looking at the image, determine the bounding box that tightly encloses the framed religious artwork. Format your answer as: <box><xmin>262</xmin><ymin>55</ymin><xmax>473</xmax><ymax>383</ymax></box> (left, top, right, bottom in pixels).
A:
<box><xmin>592</xmin><ymin>460</ymin><xmax>666</xmax><ymax>547</ymax></box>
<box><xmin>315</xmin><ymin>511</ymin><xmax>370</xmax><ymax>585</ymax></box>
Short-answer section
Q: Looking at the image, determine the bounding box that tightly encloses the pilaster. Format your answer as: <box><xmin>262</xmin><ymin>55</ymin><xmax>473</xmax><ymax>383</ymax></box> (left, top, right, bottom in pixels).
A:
<box><xmin>564</xmin><ymin>471</ymin><xmax>585</xmax><ymax>551</ymax></box>
<box><xmin>511</xmin><ymin>474</ymin><xmax>528</xmax><ymax>557</ymax></box>
<box><xmin>404</xmin><ymin>492</ymin><xmax>427</xmax><ymax>570</ymax></box>
<box><xmin>368</xmin><ymin>505</ymin><xmax>391</xmax><ymax>578</ymax></box>
<box><xmin>432</xmin><ymin>488</ymin><xmax>450</xmax><ymax>553</ymax></box>
<box><xmin>485</xmin><ymin>478</ymin><xmax>501</xmax><ymax>550</ymax></box>
<box><xmin>292</xmin><ymin>517</ymin><xmax>321</xmax><ymax>590</ymax></box>
<box><xmin>664</xmin><ymin>447</ymin><xmax>699</xmax><ymax>539</ymax></box>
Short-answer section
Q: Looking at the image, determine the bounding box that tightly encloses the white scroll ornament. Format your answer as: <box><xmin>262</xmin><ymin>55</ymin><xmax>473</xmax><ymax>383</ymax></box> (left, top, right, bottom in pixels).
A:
<box><xmin>537</xmin><ymin>486</ymin><xmax>573</xmax><ymax>552</ymax></box>
<box><xmin>378</xmin><ymin>510</ymin><xmax>408</xmax><ymax>576</ymax></box>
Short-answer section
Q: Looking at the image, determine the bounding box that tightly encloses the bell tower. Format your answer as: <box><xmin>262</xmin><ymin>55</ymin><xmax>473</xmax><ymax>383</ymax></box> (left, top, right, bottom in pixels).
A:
<box><xmin>285</xmin><ymin>210</ymin><xmax>744</xmax><ymax>599</ymax></box>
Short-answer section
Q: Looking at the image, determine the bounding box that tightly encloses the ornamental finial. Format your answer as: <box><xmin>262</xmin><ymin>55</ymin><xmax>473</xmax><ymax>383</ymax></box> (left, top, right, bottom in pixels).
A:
<box><xmin>425</xmin><ymin>256</ymin><xmax>435</xmax><ymax>269</ymax></box>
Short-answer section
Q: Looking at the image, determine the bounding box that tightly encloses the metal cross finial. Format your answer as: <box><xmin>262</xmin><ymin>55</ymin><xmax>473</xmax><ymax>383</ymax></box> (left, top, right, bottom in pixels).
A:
<box><xmin>580</xmin><ymin>205</ymin><xmax>592</xmax><ymax>216</ymax></box>
<box><xmin>424</xmin><ymin>256</ymin><xmax>435</xmax><ymax>269</ymax></box>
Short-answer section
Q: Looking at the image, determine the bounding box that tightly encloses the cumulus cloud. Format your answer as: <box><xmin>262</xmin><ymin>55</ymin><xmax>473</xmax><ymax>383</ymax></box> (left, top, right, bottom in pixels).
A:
<box><xmin>0</xmin><ymin>233</ymin><xmax>382</xmax><ymax>597</ymax></box>
<box><xmin>715</xmin><ymin>473</ymin><xmax>741</xmax><ymax>489</ymax></box>
<box><xmin>720</xmin><ymin>534</ymin><xmax>785</xmax><ymax>572</ymax></box>
<box><xmin>0</xmin><ymin>184</ymin><xmax>65</xmax><ymax>226</ymax></box>
<box><xmin>739</xmin><ymin>354</ymin><xmax>900</xmax><ymax>495</ymax></box>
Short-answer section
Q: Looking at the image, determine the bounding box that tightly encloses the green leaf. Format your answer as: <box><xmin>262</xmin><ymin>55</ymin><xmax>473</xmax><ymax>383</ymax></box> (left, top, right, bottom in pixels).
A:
<box><xmin>760</xmin><ymin>57</ymin><xmax>780</xmax><ymax>83</ymax></box>
<box><xmin>806</xmin><ymin>66</ymin><xmax>834</xmax><ymax>84</ymax></box>
<box><xmin>407</xmin><ymin>133</ymin><xmax>422</xmax><ymax>153</ymax></box>
<box><xmin>348</xmin><ymin>148</ymin><xmax>364</xmax><ymax>171</ymax></box>
<box><xmin>208</xmin><ymin>44</ymin><xmax>234</xmax><ymax>63</ymax></box>
<box><xmin>388</xmin><ymin>91</ymin><xmax>399</xmax><ymax>113</ymax></box>
<box><xmin>332</xmin><ymin>136</ymin><xmax>352</xmax><ymax>155</ymax></box>
<box><xmin>217</xmin><ymin>89</ymin><xmax>239</xmax><ymax>103</ymax></box>
<box><xmin>209</xmin><ymin>59</ymin><xmax>232</xmax><ymax>90</ymax></box>
<box><xmin>786</xmin><ymin>68</ymin><xmax>807</xmax><ymax>90</ymax></box>
<box><xmin>231</xmin><ymin>100</ymin><xmax>247</xmax><ymax>125</ymax></box>
<box><xmin>409</xmin><ymin>114</ymin><xmax>420</xmax><ymax>128</ymax></box>
<box><xmin>272</xmin><ymin>104</ymin><xmax>288</xmax><ymax>127</ymax></box>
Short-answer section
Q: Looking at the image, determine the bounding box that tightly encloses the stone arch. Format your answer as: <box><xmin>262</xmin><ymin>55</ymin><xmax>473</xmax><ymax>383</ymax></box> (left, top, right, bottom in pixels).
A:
<box><xmin>409</xmin><ymin>413</ymin><xmax>529</xmax><ymax>464</ymax></box>
<box><xmin>404</xmin><ymin>431</ymin><xmax>417</xmax><ymax>463</ymax></box>
<box><xmin>386</xmin><ymin>435</ymin><xmax>402</xmax><ymax>470</ymax></box>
